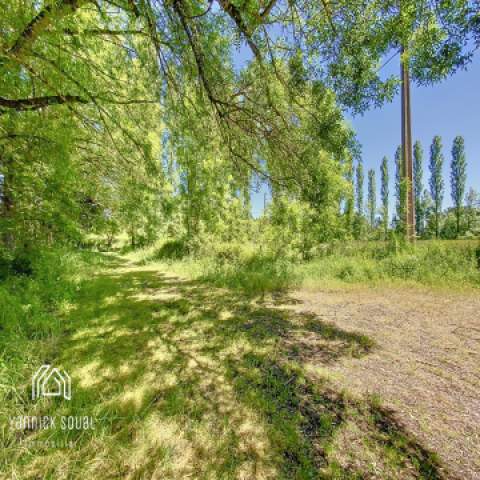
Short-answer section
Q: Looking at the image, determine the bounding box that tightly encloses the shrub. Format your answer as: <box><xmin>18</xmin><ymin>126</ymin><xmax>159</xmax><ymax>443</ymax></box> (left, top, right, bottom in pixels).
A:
<box><xmin>202</xmin><ymin>248</ymin><xmax>297</xmax><ymax>295</ymax></box>
<box><xmin>151</xmin><ymin>238</ymin><xmax>190</xmax><ymax>261</ymax></box>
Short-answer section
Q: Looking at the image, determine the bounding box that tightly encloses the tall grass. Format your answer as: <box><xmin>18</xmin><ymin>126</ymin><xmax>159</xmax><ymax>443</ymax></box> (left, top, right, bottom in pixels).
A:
<box><xmin>131</xmin><ymin>239</ymin><xmax>298</xmax><ymax>295</ymax></box>
<box><xmin>298</xmin><ymin>240</ymin><xmax>480</xmax><ymax>289</ymax></box>
<box><xmin>0</xmin><ymin>248</ymin><xmax>102</xmax><ymax>426</ymax></box>
<box><xmin>135</xmin><ymin>238</ymin><xmax>480</xmax><ymax>293</ymax></box>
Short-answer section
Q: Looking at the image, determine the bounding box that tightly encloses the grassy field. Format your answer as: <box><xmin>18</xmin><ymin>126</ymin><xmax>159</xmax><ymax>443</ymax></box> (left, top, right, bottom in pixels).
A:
<box><xmin>1</xmin><ymin>247</ymin><xmax>478</xmax><ymax>478</ymax></box>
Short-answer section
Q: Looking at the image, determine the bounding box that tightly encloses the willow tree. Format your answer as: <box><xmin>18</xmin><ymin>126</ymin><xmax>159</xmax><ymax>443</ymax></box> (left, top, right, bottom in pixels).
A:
<box><xmin>2</xmin><ymin>0</ymin><xmax>477</xmax><ymax>250</ymax></box>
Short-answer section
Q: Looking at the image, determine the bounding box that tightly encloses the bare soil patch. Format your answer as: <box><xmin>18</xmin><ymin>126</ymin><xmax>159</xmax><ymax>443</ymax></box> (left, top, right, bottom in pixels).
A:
<box><xmin>289</xmin><ymin>286</ymin><xmax>480</xmax><ymax>479</ymax></box>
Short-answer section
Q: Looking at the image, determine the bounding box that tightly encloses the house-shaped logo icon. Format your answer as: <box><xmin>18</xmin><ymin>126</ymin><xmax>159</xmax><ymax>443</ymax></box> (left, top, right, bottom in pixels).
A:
<box><xmin>32</xmin><ymin>365</ymin><xmax>71</xmax><ymax>400</ymax></box>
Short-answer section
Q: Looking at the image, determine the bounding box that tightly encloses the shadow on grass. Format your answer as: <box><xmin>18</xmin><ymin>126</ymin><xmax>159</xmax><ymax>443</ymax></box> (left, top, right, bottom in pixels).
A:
<box><xmin>6</xmin><ymin>256</ymin><xmax>445</xmax><ymax>479</ymax></box>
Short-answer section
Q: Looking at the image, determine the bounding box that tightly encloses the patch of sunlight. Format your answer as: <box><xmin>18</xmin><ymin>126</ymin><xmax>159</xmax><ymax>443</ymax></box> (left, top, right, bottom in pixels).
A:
<box><xmin>114</xmin><ymin>372</ymin><xmax>157</xmax><ymax>410</ymax></box>
<box><xmin>57</xmin><ymin>299</ymin><xmax>77</xmax><ymax>315</ymax></box>
<box><xmin>133</xmin><ymin>291</ymin><xmax>181</xmax><ymax>302</ymax></box>
<box><xmin>110</xmin><ymin>327</ymin><xmax>137</xmax><ymax>338</ymax></box>
<box><xmin>70</xmin><ymin>324</ymin><xmax>116</xmax><ymax>340</ymax></box>
<box><xmin>24</xmin><ymin>448</ymin><xmax>68</xmax><ymax>479</ymax></box>
<box><xmin>236</xmin><ymin>462</ymin><xmax>278</xmax><ymax>480</ymax></box>
<box><xmin>118</xmin><ymin>362</ymin><xmax>134</xmax><ymax>377</ymax></box>
<box><xmin>161</xmin><ymin>371</ymin><xmax>178</xmax><ymax>388</ymax></box>
<box><xmin>127</xmin><ymin>414</ymin><xmax>195</xmax><ymax>478</ymax></box>
<box><xmin>324</xmin><ymin>419</ymin><xmax>401</xmax><ymax>479</ymax></box>
<box><xmin>219</xmin><ymin>309</ymin><xmax>233</xmax><ymax>321</ymax></box>
<box><xmin>193</xmin><ymin>407</ymin><xmax>278</xmax><ymax>480</ymax></box>
<box><xmin>220</xmin><ymin>339</ymin><xmax>275</xmax><ymax>365</ymax></box>
<box><xmin>146</xmin><ymin>338</ymin><xmax>174</xmax><ymax>363</ymax></box>
<box><xmin>304</xmin><ymin>363</ymin><xmax>343</xmax><ymax>383</ymax></box>
<box><xmin>74</xmin><ymin>360</ymin><xmax>103</xmax><ymax>388</ymax></box>
<box><xmin>103</xmin><ymin>295</ymin><xmax>119</xmax><ymax>305</ymax></box>
<box><xmin>118</xmin><ymin>383</ymin><xmax>157</xmax><ymax>412</ymax></box>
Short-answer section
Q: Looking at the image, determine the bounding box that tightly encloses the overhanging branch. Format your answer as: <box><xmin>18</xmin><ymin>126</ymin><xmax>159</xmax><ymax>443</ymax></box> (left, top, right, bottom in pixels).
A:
<box><xmin>0</xmin><ymin>95</ymin><xmax>159</xmax><ymax>114</ymax></box>
<box><xmin>0</xmin><ymin>95</ymin><xmax>88</xmax><ymax>113</ymax></box>
<box><xmin>8</xmin><ymin>0</ymin><xmax>92</xmax><ymax>60</ymax></box>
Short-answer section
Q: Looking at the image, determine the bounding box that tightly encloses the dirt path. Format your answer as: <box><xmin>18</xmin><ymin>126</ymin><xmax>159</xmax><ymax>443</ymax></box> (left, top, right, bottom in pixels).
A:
<box><xmin>290</xmin><ymin>286</ymin><xmax>480</xmax><ymax>480</ymax></box>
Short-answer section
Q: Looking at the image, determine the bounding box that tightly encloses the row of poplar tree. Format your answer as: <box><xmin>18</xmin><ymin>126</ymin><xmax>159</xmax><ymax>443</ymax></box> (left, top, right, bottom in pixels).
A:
<box><xmin>355</xmin><ymin>136</ymin><xmax>479</xmax><ymax>239</ymax></box>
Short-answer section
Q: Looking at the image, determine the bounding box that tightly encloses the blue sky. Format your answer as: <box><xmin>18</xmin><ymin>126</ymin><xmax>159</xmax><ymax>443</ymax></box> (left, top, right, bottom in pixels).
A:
<box><xmin>250</xmin><ymin>52</ymin><xmax>480</xmax><ymax>218</ymax></box>
<box><xmin>347</xmin><ymin>54</ymin><xmax>480</xmax><ymax>213</ymax></box>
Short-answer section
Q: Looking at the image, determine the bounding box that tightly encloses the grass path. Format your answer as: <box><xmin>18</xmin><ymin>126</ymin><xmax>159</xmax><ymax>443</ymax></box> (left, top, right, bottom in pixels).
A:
<box><xmin>4</xmin><ymin>255</ymin><xmax>448</xmax><ymax>479</ymax></box>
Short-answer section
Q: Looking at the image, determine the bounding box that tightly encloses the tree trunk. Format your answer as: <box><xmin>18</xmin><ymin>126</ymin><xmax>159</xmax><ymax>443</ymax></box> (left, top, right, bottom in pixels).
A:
<box><xmin>456</xmin><ymin>207</ymin><xmax>460</xmax><ymax>238</ymax></box>
<box><xmin>1</xmin><ymin>149</ymin><xmax>15</xmax><ymax>250</ymax></box>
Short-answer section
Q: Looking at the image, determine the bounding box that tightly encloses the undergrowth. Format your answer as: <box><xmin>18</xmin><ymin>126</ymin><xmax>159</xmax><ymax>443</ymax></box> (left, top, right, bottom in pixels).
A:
<box><xmin>132</xmin><ymin>238</ymin><xmax>480</xmax><ymax>293</ymax></box>
<box><xmin>0</xmin><ymin>248</ymin><xmax>105</xmax><ymax>430</ymax></box>
<box><xmin>299</xmin><ymin>240</ymin><xmax>480</xmax><ymax>289</ymax></box>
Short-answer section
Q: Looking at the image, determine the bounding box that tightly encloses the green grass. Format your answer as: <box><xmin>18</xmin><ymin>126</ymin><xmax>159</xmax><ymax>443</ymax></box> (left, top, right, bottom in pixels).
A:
<box><xmin>297</xmin><ymin>240</ymin><xmax>480</xmax><ymax>290</ymax></box>
<box><xmin>1</xmin><ymin>253</ymin><xmax>447</xmax><ymax>479</ymax></box>
<box><xmin>131</xmin><ymin>239</ymin><xmax>480</xmax><ymax>296</ymax></box>
<box><xmin>130</xmin><ymin>239</ymin><xmax>299</xmax><ymax>296</ymax></box>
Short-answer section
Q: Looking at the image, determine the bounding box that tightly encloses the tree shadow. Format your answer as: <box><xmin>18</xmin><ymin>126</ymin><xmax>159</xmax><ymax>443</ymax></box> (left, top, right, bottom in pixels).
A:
<box><xmin>12</xmin><ymin>260</ymin><xmax>446</xmax><ymax>479</ymax></box>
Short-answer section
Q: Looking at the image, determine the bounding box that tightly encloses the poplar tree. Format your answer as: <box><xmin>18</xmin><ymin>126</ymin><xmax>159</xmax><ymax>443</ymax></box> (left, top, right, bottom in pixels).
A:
<box><xmin>356</xmin><ymin>160</ymin><xmax>364</xmax><ymax>216</ymax></box>
<box><xmin>394</xmin><ymin>146</ymin><xmax>405</xmax><ymax>232</ymax></box>
<box><xmin>413</xmin><ymin>141</ymin><xmax>424</xmax><ymax>234</ymax></box>
<box><xmin>380</xmin><ymin>157</ymin><xmax>389</xmax><ymax>239</ymax></box>
<box><xmin>429</xmin><ymin>136</ymin><xmax>445</xmax><ymax>238</ymax></box>
<box><xmin>450</xmin><ymin>136</ymin><xmax>467</xmax><ymax>237</ymax></box>
<box><xmin>367</xmin><ymin>169</ymin><xmax>376</xmax><ymax>229</ymax></box>
<box><xmin>466</xmin><ymin>188</ymin><xmax>479</xmax><ymax>232</ymax></box>
<box><xmin>353</xmin><ymin>159</ymin><xmax>366</xmax><ymax>239</ymax></box>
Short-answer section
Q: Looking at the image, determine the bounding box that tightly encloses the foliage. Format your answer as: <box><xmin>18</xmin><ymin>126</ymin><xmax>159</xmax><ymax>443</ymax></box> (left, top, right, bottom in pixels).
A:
<box><xmin>380</xmin><ymin>156</ymin><xmax>389</xmax><ymax>239</ymax></box>
<box><xmin>298</xmin><ymin>240</ymin><xmax>480</xmax><ymax>288</ymax></box>
<box><xmin>0</xmin><ymin>248</ymin><xmax>98</xmax><ymax>434</ymax></box>
<box><xmin>413</xmin><ymin>140</ymin><xmax>425</xmax><ymax>234</ymax></box>
<box><xmin>429</xmin><ymin>136</ymin><xmax>445</xmax><ymax>238</ymax></box>
<box><xmin>367</xmin><ymin>169</ymin><xmax>376</xmax><ymax>230</ymax></box>
<box><xmin>450</xmin><ymin>136</ymin><xmax>467</xmax><ymax>237</ymax></box>
<box><xmin>394</xmin><ymin>146</ymin><xmax>407</xmax><ymax>234</ymax></box>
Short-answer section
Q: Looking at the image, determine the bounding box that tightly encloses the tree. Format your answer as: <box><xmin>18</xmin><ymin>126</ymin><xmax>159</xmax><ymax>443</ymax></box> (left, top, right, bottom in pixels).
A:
<box><xmin>355</xmin><ymin>160</ymin><xmax>364</xmax><ymax>216</ymax></box>
<box><xmin>465</xmin><ymin>188</ymin><xmax>479</xmax><ymax>233</ymax></box>
<box><xmin>450</xmin><ymin>136</ymin><xmax>467</xmax><ymax>237</ymax></box>
<box><xmin>429</xmin><ymin>136</ymin><xmax>445</xmax><ymax>238</ymax></box>
<box><xmin>344</xmin><ymin>157</ymin><xmax>355</xmax><ymax>237</ymax></box>
<box><xmin>2</xmin><ymin>0</ymin><xmax>477</xmax><ymax>254</ymax></box>
<box><xmin>394</xmin><ymin>146</ymin><xmax>406</xmax><ymax>232</ymax></box>
<box><xmin>353</xmin><ymin>159</ymin><xmax>366</xmax><ymax>239</ymax></box>
<box><xmin>306</xmin><ymin>1</ymin><xmax>477</xmax><ymax>241</ymax></box>
<box><xmin>380</xmin><ymin>156</ymin><xmax>389</xmax><ymax>239</ymax></box>
<box><xmin>367</xmin><ymin>169</ymin><xmax>376</xmax><ymax>229</ymax></box>
<box><xmin>413</xmin><ymin>141</ymin><xmax>424</xmax><ymax>234</ymax></box>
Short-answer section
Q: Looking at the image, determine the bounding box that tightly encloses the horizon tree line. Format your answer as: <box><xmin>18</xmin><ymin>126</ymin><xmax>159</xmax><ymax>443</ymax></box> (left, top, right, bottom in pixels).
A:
<box><xmin>354</xmin><ymin>135</ymin><xmax>478</xmax><ymax>240</ymax></box>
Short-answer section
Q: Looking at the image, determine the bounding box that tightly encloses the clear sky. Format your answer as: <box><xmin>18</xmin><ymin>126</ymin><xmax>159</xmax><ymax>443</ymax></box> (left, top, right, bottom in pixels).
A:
<box><xmin>250</xmin><ymin>53</ymin><xmax>480</xmax><ymax>218</ymax></box>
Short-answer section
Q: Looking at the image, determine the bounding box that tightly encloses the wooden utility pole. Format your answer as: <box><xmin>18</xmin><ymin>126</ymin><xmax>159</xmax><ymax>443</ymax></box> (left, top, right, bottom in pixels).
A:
<box><xmin>400</xmin><ymin>46</ymin><xmax>416</xmax><ymax>242</ymax></box>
